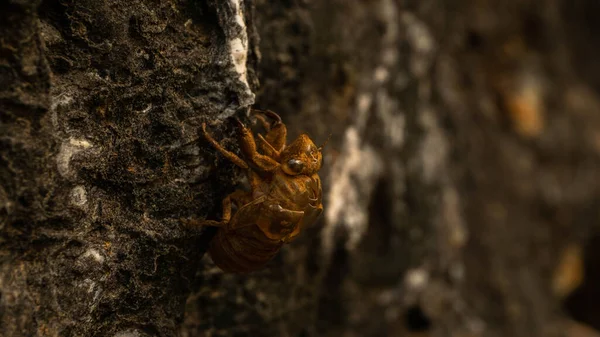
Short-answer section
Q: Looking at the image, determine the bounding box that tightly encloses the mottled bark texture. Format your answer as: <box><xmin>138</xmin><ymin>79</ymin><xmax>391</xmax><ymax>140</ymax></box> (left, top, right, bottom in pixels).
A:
<box><xmin>2</xmin><ymin>0</ymin><xmax>600</xmax><ymax>336</ymax></box>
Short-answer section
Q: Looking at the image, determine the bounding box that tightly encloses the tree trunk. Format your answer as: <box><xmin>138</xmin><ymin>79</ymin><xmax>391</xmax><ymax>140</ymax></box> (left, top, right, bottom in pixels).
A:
<box><xmin>2</xmin><ymin>0</ymin><xmax>600</xmax><ymax>336</ymax></box>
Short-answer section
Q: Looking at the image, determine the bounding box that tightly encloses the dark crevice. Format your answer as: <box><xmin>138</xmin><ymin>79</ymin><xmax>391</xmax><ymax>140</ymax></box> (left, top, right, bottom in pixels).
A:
<box><xmin>404</xmin><ymin>305</ymin><xmax>432</xmax><ymax>332</ymax></box>
<box><xmin>366</xmin><ymin>176</ymin><xmax>393</xmax><ymax>255</ymax></box>
<box><xmin>316</xmin><ymin>234</ymin><xmax>349</xmax><ymax>332</ymax></box>
<box><xmin>563</xmin><ymin>235</ymin><xmax>600</xmax><ymax>332</ymax></box>
<box><xmin>465</xmin><ymin>30</ymin><xmax>484</xmax><ymax>50</ymax></box>
<box><xmin>561</xmin><ymin>0</ymin><xmax>600</xmax><ymax>93</ymax></box>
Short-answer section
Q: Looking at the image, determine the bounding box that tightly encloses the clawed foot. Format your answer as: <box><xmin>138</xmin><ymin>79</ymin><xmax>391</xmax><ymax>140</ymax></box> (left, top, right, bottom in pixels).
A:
<box><xmin>180</xmin><ymin>217</ymin><xmax>223</xmax><ymax>230</ymax></box>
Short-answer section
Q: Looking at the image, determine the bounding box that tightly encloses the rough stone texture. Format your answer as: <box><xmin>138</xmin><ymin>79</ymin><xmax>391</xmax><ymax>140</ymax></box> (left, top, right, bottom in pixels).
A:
<box><xmin>2</xmin><ymin>0</ymin><xmax>600</xmax><ymax>337</ymax></box>
<box><xmin>1</xmin><ymin>0</ymin><xmax>255</xmax><ymax>336</ymax></box>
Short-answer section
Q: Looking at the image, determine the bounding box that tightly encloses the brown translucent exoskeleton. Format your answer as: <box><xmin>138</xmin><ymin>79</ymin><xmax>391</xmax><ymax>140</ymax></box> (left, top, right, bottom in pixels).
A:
<box><xmin>183</xmin><ymin>110</ymin><xmax>325</xmax><ymax>273</ymax></box>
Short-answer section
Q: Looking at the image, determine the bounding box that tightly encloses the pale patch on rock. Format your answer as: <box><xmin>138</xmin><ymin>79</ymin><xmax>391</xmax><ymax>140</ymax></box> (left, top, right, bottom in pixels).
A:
<box><xmin>82</xmin><ymin>248</ymin><xmax>105</xmax><ymax>264</ymax></box>
<box><xmin>114</xmin><ymin>330</ymin><xmax>144</xmax><ymax>337</ymax></box>
<box><xmin>375</xmin><ymin>91</ymin><xmax>405</xmax><ymax>149</ymax></box>
<box><xmin>402</xmin><ymin>12</ymin><xmax>436</xmax><ymax>78</ymax></box>
<box><xmin>405</xmin><ymin>268</ymin><xmax>430</xmax><ymax>291</ymax></box>
<box><xmin>70</xmin><ymin>185</ymin><xmax>88</xmax><ymax>208</ymax></box>
<box><xmin>56</xmin><ymin>138</ymin><xmax>93</xmax><ymax>178</ymax></box>
<box><xmin>49</xmin><ymin>93</ymin><xmax>74</xmax><ymax>130</ymax></box>
<box><xmin>418</xmin><ymin>107</ymin><xmax>447</xmax><ymax>184</ymax></box>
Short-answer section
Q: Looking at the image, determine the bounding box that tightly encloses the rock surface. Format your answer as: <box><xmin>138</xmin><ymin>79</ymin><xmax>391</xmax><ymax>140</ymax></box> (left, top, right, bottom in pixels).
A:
<box><xmin>1</xmin><ymin>0</ymin><xmax>600</xmax><ymax>336</ymax></box>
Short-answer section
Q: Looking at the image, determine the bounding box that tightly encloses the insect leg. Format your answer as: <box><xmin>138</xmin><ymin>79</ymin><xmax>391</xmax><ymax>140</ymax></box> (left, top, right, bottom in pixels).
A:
<box><xmin>202</xmin><ymin>123</ymin><xmax>249</xmax><ymax>169</ymax></box>
<box><xmin>251</xmin><ymin>109</ymin><xmax>287</xmax><ymax>153</ymax></box>
<box><xmin>279</xmin><ymin>203</ymin><xmax>322</xmax><ymax>243</ymax></box>
<box><xmin>253</xmin><ymin>113</ymin><xmax>271</xmax><ymax>131</ymax></box>
<box><xmin>267</xmin><ymin>204</ymin><xmax>304</xmax><ymax>226</ymax></box>
<box><xmin>225</xmin><ymin>195</ymin><xmax>267</xmax><ymax>231</ymax></box>
<box><xmin>249</xmin><ymin>201</ymin><xmax>304</xmax><ymax>241</ymax></box>
<box><xmin>181</xmin><ymin>218</ymin><xmax>222</xmax><ymax>228</ymax></box>
<box><xmin>285</xmin><ymin>176</ymin><xmax>323</xmax><ymax>242</ymax></box>
<box><xmin>251</xmin><ymin>109</ymin><xmax>282</xmax><ymax>124</ymax></box>
<box><xmin>218</xmin><ymin>189</ymin><xmax>250</xmax><ymax>223</ymax></box>
<box><xmin>233</xmin><ymin>118</ymin><xmax>280</xmax><ymax>172</ymax></box>
<box><xmin>181</xmin><ymin>190</ymin><xmax>250</xmax><ymax>228</ymax></box>
<box><xmin>257</xmin><ymin>134</ymin><xmax>279</xmax><ymax>157</ymax></box>
<box><xmin>298</xmin><ymin>203</ymin><xmax>323</xmax><ymax>230</ymax></box>
<box><xmin>253</xmin><ymin>116</ymin><xmax>281</xmax><ymax>158</ymax></box>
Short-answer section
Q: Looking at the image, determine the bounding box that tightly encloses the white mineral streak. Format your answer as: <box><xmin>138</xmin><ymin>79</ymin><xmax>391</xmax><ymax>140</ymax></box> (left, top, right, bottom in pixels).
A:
<box><xmin>356</xmin><ymin>94</ymin><xmax>373</xmax><ymax>128</ymax></box>
<box><xmin>215</xmin><ymin>0</ymin><xmax>254</xmax><ymax>119</ymax></box>
<box><xmin>323</xmin><ymin>91</ymin><xmax>383</xmax><ymax>253</ymax></box>
<box><xmin>375</xmin><ymin>1</ymin><xmax>405</xmax><ymax>150</ymax></box>
<box><xmin>376</xmin><ymin>91</ymin><xmax>405</xmax><ymax>149</ymax></box>
<box><xmin>380</xmin><ymin>0</ymin><xmax>399</xmax><ymax>68</ymax></box>
<box><xmin>323</xmin><ymin>0</ymin><xmax>403</xmax><ymax>256</ymax></box>
<box><xmin>401</xmin><ymin>12</ymin><xmax>435</xmax><ymax>78</ymax></box>
<box><xmin>442</xmin><ymin>187</ymin><xmax>467</xmax><ymax>249</ymax></box>
<box><xmin>230</xmin><ymin>37</ymin><xmax>247</xmax><ymax>85</ymax></box>
<box><xmin>228</xmin><ymin>0</ymin><xmax>253</xmax><ymax>100</ymax></box>
<box><xmin>56</xmin><ymin>138</ymin><xmax>93</xmax><ymax>178</ymax></box>
<box><xmin>324</xmin><ymin>127</ymin><xmax>384</xmax><ymax>253</ymax></box>
<box><xmin>402</xmin><ymin>11</ymin><xmax>469</xmax><ymax>287</ymax></box>
<box><xmin>406</xmin><ymin>15</ymin><xmax>468</xmax><ymax>271</ymax></box>
<box><xmin>418</xmin><ymin>107</ymin><xmax>447</xmax><ymax>184</ymax></box>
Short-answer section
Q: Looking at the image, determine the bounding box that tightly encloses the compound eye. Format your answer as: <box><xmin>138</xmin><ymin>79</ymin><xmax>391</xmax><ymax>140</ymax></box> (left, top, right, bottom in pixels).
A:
<box><xmin>287</xmin><ymin>159</ymin><xmax>305</xmax><ymax>174</ymax></box>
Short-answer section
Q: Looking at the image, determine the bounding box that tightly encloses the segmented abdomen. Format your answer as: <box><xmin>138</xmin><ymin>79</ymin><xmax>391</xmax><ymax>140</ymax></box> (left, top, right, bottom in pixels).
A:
<box><xmin>209</xmin><ymin>226</ymin><xmax>283</xmax><ymax>273</ymax></box>
<box><xmin>270</xmin><ymin>173</ymin><xmax>320</xmax><ymax>211</ymax></box>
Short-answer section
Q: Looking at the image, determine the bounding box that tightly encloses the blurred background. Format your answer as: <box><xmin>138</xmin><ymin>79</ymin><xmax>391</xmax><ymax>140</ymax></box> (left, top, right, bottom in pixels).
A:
<box><xmin>243</xmin><ymin>1</ymin><xmax>600</xmax><ymax>336</ymax></box>
<box><xmin>1</xmin><ymin>0</ymin><xmax>599</xmax><ymax>336</ymax></box>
